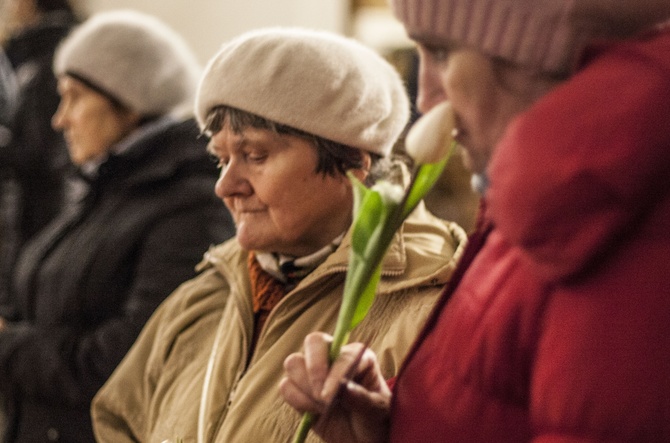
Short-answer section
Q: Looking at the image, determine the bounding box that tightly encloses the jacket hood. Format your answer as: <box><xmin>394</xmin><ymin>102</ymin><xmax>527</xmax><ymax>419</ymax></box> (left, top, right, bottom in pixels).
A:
<box><xmin>82</xmin><ymin>117</ymin><xmax>213</xmax><ymax>189</ymax></box>
<box><xmin>487</xmin><ymin>29</ymin><xmax>670</xmax><ymax>281</ymax></box>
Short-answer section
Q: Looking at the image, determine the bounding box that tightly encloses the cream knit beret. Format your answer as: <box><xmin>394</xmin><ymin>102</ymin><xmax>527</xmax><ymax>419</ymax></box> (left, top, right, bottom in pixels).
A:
<box><xmin>195</xmin><ymin>27</ymin><xmax>410</xmax><ymax>157</ymax></box>
<box><xmin>53</xmin><ymin>10</ymin><xmax>201</xmax><ymax>116</ymax></box>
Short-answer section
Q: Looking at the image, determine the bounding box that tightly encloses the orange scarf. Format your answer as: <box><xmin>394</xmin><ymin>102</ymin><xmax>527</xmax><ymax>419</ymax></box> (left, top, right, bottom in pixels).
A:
<box><xmin>247</xmin><ymin>252</ymin><xmax>288</xmax><ymax>351</ymax></box>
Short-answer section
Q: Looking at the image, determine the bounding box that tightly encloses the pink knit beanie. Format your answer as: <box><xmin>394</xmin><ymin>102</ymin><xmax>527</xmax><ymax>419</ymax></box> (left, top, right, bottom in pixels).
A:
<box><xmin>391</xmin><ymin>0</ymin><xmax>590</xmax><ymax>75</ymax></box>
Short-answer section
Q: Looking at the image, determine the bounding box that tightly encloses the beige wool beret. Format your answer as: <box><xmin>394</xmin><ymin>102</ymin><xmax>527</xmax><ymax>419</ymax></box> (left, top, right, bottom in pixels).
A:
<box><xmin>54</xmin><ymin>10</ymin><xmax>201</xmax><ymax>116</ymax></box>
<box><xmin>195</xmin><ymin>27</ymin><xmax>410</xmax><ymax>157</ymax></box>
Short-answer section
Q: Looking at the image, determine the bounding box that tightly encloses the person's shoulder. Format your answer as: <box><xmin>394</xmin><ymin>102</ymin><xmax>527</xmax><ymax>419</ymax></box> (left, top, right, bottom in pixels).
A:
<box><xmin>194</xmin><ymin>239</ymin><xmax>246</xmax><ymax>280</ymax></box>
<box><xmin>402</xmin><ymin>202</ymin><xmax>468</xmax><ymax>263</ymax></box>
<box><xmin>122</xmin><ymin>117</ymin><xmax>213</xmax><ymax>185</ymax></box>
<box><xmin>373</xmin><ymin>202</ymin><xmax>468</xmax><ymax>292</ymax></box>
<box><xmin>145</xmin><ymin>117</ymin><xmax>204</xmax><ymax>148</ymax></box>
<box><xmin>153</xmin><ymin>240</ymin><xmax>244</xmax><ymax>328</ymax></box>
<box><xmin>155</xmin><ymin>243</ymin><xmax>240</xmax><ymax>324</ymax></box>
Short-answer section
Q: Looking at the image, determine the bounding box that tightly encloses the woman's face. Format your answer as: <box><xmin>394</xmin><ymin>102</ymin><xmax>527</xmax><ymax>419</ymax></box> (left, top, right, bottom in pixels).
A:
<box><xmin>415</xmin><ymin>43</ymin><xmax>544</xmax><ymax>176</ymax></box>
<box><xmin>52</xmin><ymin>76</ymin><xmax>140</xmax><ymax>166</ymax></box>
<box><xmin>209</xmin><ymin>125</ymin><xmax>366</xmax><ymax>257</ymax></box>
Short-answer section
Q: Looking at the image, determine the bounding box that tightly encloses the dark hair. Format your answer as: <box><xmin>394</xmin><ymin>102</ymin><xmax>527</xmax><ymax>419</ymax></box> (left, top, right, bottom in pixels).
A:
<box><xmin>202</xmin><ymin>105</ymin><xmax>387</xmax><ymax>183</ymax></box>
<box><xmin>35</xmin><ymin>0</ymin><xmax>73</xmax><ymax>13</ymax></box>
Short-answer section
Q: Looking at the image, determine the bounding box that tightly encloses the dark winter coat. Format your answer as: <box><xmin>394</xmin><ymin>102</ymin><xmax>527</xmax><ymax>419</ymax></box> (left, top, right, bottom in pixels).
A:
<box><xmin>0</xmin><ymin>117</ymin><xmax>234</xmax><ymax>443</ymax></box>
<box><xmin>0</xmin><ymin>48</ymin><xmax>17</xmax><ymax>129</ymax></box>
<box><xmin>0</xmin><ymin>11</ymin><xmax>78</xmax><ymax>304</ymax></box>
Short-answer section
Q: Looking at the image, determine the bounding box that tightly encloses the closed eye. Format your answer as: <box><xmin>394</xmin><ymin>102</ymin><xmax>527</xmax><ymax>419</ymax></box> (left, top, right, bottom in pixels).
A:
<box><xmin>246</xmin><ymin>153</ymin><xmax>267</xmax><ymax>163</ymax></box>
<box><xmin>209</xmin><ymin>154</ymin><xmax>229</xmax><ymax>170</ymax></box>
<box><xmin>206</xmin><ymin>144</ymin><xmax>230</xmax><ymax>170</ymax></box>
<box><xmin>423</xmin><ymin>42</ymin><xmax>458</xmax><ymax>64</ymax></box>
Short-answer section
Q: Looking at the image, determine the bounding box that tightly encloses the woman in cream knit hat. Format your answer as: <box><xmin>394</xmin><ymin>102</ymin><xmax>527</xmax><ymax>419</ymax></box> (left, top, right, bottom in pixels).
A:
<box><xmin>91</xmin><ymin>27</ymin><xmax>466</xmax><ymax>443</ymax></box>
<box><xmin>281</xmin><ymin>1</ymin><xmax>670</xmax><ymax>442</ymax></box>
<box><xmin>0</xmin><ymin>10</ymin><xmax>234</xmax><ymax>442</ymax></box>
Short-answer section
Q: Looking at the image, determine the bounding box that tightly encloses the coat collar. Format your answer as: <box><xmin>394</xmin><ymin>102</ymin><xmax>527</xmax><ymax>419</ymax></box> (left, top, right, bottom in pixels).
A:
<box><xmin>199</xmin><ymin>201</ymin><xmax>466</xmax><ymax>297</ymax></box>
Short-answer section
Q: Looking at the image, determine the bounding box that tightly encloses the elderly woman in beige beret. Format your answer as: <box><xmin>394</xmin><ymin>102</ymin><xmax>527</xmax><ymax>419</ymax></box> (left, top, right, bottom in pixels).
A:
<box><xmin>91</xmin><ymin>27</ymin><xmax>466</xmax><ymax>443</ymax></box>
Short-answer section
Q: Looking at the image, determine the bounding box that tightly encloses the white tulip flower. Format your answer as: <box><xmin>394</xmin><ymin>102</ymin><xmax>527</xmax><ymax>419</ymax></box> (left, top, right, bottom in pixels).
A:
<box><xmin>405</xmin><ymin>101</ymin><xmax>455</xmax><ymax>165</ymax></box>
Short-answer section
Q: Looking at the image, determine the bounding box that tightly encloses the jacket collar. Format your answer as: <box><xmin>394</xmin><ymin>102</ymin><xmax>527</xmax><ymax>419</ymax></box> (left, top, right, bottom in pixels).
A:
<box><xmin>199</xmin><ymin>223</ymin><xmax>406</xmax><ymax>287</ymax></box>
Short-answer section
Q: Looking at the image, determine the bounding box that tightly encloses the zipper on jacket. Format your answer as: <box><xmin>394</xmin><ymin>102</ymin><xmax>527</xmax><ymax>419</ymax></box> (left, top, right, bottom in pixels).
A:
<box><xmin>197</xmin><ymin>266</ymin><xmax>249</xmax><ymax>443</ymax></box>
<box><xmin>200</xmin><ymin>328</ymin><xmax>247</xmax><ymax>442</ymax></box>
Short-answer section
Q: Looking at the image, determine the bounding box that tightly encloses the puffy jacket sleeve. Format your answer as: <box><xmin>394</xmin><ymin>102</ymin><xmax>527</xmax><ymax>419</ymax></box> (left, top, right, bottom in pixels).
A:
<box><xmin>91</xmin><ymin>264</ymin><xmax>228</xmax><ymax>442</ymax></box>
<box><xmin>88</xmin><ymin>296</ymin><xmax>171</xmax><ymax>443</ymax></box>
<box><xmin>487</xmin><ymin>30</ymin><xmax>670</xmax><ymax>281</ymax></box>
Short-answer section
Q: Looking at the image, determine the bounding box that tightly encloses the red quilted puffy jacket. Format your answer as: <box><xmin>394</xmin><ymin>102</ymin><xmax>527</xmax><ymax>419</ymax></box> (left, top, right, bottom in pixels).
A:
<box><xmin>390</xmin><ymin>28</ymin><xmax>670</xmax><ymax>443</ymax></box>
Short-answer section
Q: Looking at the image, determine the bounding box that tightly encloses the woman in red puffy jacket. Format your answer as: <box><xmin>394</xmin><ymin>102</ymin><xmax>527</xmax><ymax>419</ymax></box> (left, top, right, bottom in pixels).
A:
<box><xmin>281</xmin><ymin>1</ymin><xmax>670</xmax><ymax>442</ymax></box>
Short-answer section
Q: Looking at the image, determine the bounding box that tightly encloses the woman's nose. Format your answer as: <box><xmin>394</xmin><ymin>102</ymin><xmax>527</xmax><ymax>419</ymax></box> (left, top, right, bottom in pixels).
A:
<box><xmin>214</xmin><ymin>161</ymin><xmax>251</xmax><ymax>200</ymax></box>
<box><xmin>416</xmin><ymin>57</ymin><xmax>448</xmax><ymax>114</ymax></box>
<box><xmin>51</xmin><ymin>101</ymin><xmax>66</xmax><ymax>130</ymax></box>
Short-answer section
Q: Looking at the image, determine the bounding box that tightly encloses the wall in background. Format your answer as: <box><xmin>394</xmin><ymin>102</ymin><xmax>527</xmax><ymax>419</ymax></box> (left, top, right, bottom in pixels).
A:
<box><xmin>82</xmin><ymin>0</ymin><xmax>350</xmax><ymax>64</ymax></box>
<box><xmin>0</xmin><ymin>0</ymin><xmax>412</xmax><ymax>63</ymax></box>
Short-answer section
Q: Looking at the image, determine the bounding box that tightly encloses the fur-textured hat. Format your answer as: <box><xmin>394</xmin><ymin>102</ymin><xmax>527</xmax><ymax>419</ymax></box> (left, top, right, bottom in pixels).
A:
<box><xmin>53</xmin><ymin>10</ymin><xmax>201</xmax><ymax>116</ymax></box>
<box><xmin>392</xmin><ymin>0</ymin><xmax>670</xmax><ymax>75</ymax></box>
<box><xmin>195</xmin><ymin>27</ymin><xmax>410</xmax><ymax>157</ymax></box>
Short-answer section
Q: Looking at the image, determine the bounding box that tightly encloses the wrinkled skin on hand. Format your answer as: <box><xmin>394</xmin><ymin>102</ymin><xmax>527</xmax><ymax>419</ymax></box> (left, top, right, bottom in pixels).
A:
<box><xmin>280</xmin><ymin>332</ymin><xmax>392</xmax><ymax>443</ymax></box>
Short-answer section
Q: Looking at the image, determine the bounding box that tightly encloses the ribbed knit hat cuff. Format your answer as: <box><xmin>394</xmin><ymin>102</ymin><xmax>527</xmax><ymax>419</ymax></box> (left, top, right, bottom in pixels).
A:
<box><xmin>392</xmin><ymin>0</ymin><xmax>590</xmax><ymax>75</ymax></box>
<box><xmin>64</xmin><ymin>71</ymin><xmax>129</xmax><ymax>109</ymax></box>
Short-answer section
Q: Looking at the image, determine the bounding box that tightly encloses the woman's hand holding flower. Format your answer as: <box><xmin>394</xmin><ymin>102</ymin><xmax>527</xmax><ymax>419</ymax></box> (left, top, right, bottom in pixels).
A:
<box><xmin>280</xmin><ymin>332</ymin><xmax>390</xmax><ymax>443</ymax></box>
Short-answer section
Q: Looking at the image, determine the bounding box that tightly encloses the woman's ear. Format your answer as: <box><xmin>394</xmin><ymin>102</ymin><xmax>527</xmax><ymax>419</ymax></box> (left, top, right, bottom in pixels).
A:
<box><xmin>349</xmin><ymin>152</ymin><xmax>372</xmax><ymax>183</ymax></box>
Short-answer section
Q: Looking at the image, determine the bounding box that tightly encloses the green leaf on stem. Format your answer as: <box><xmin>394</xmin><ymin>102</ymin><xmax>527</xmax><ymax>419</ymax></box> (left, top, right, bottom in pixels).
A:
<box><xmin>349</xmin><ymin>262</ymin><xmax>382</xmax><ymax>329</ymax></box>
<box><xmin>402</xmin><ymin>145</ymin><xmax>455</xmax><ymax>219</ymax></box>
<box><xmin>349</xmin><ymin>177</ymin><xmax>383</xmax><ymax>258</ymax></box>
